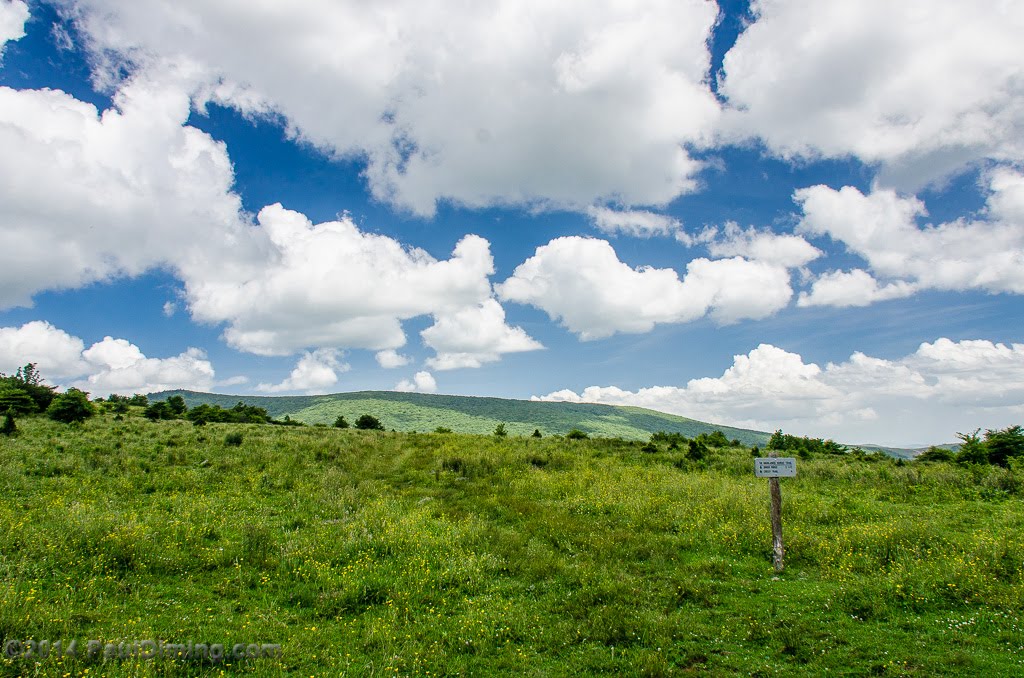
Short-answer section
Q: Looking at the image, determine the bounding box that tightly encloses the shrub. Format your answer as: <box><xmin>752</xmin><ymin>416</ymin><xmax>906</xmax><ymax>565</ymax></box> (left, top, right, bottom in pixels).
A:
<box><xmin>433</xmin><ymin>426</ymin><xmax>453</xmax><ymax>434</ymax></box>
<box><xmin>566</xmin><ymin>429</ymin><xmax>589</xmax><ymax>440</ymax></box>
<box><xmin>532</xmin><ymin>428</ymin><xmax>542</xmax><ymax>438</ymax></box>
<box><xmin>917</xmin><ymin>446</ymin><xmax>954</xmax><ymax>462</ymax></box>
<box><xmin>334</xmin><ymin>415</ymin><xmax>350</xmax><ymax>429</ymax></box>
<box><xmin>46</xmin><ymin>389</ymin><xmax>95</xmax><ymax>424</ymax></box>
<box><xmin>224</xmin><ymin>432</ymin><xmax>244</xmax><ymax>447</ymax></box>
<box><xmin>687</xmin><ymin>439</ymin><xmax>708</xmax><ymax>461</ymax></box>
<box><xmin>1</xmin><ymin>408</ymin><xmax>16</xmax><ymax>436</ymax></box>
<box><xmin>355</xmin><ymin>414</ymin><xmax>384</xmax><ymax>431</ymax></box>
<box><xmin>493</xmin><ymin>423</ymin><xmax>508</xmax><ymax>437</ymax></box>
<box><xmin>144</xmin><ymin>402</ymin><xmax>174</xmax><ymax>421</ymax></box>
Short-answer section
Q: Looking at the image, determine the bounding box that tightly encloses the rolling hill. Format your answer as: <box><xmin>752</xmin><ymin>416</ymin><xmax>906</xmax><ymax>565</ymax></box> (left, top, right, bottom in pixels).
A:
<box><xmin>149</xmin><ymin>389</ymin><xmax>773</xmax><ymax>446</ymax></box>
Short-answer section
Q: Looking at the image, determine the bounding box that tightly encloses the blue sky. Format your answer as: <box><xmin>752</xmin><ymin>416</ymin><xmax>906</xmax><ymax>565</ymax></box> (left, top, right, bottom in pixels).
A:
<box><xmin>1</xmin><ymin>0</ymin><xmax>1023</xmax><ymax>447</ymax></box>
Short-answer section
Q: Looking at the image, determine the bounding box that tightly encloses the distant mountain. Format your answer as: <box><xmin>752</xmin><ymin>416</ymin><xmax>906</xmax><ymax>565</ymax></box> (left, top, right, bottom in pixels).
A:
<box><xmin>149</xmin><ymin>389</ymin><xmax>772</xmax><ymax>446</ymax></box>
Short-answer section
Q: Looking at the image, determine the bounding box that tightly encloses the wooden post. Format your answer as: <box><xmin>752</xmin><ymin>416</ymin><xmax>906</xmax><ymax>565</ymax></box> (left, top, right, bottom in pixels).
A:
<box><xmin>754</xmin><ymin>453</ymin><xmax>795</xmax><ymax>572</ymax></box>
<box><xmin>769</xmin><ymin>474</ymin><xmax>784</xmax><ymax>572</ymax></box>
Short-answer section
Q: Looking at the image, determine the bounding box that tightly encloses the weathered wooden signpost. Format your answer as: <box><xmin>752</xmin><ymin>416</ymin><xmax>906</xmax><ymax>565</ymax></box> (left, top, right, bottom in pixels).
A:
<box><xmin>754</xmin><ymin>455</ymin><xmax>796</xmax><ymax>572</ymax></box>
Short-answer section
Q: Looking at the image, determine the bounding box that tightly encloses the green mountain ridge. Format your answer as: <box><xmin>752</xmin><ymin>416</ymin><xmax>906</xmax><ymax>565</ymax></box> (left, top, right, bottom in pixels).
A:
<box><xmin>150</xmin><ymin>389</ymin><xmax>773</xmax><ymax>447</ymax></box>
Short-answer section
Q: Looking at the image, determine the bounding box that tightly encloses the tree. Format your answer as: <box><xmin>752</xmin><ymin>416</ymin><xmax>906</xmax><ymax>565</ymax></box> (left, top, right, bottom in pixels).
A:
<box><xmin>355</xmin><ymin>414</ymin><xmax>384</xmax><ymax>431</ymax></box>
<box><xmin>493</xmin><ymin>423</ymin><xmax>508</xmax><ymax>437</ymax></box>
<box><xmin>0</xmin><ymin>387</ymin><xmax>37</xmax><ymax>415</ymax></box>
<box><xmin>532</xmin><ymin>428</ymin><xmax>542</xmax><ymax>438</ymax></box>
<box><xmin>334</xmin><ymin>415</ymin><xmax>350</xmax><ymax>429</ymax></box>
<box><xmin>566</xmin><ymin>428</ymin><xmax>588</xmax><ymax>440</ymax></box>
<box><xmin>166</xmin><ymin>395</ymin><xmax>188</xmax><ymax>416</ymax></box>
<box><xmin>1</xmin><ymin>363</ymin><xmax>56</xmax><ymax>412</ymax></box>
<box><xmin>128</xmin><ymin>394</ymin><xmax>149</xmax><ymax>407</ymax></box>
<box><xmin>46</xmin><ymin>389</ymin><xmax>95</xmax><ymax>424</ymax></box>
<box><xmin>954</xmin><ymin>429</ymin><xmax>987</xmax><ymax>465</ymax></box>
<box><xmin>984</xmin><ymin>425</ymin><xmax>1024</xmax><ymax>467</ymax></box>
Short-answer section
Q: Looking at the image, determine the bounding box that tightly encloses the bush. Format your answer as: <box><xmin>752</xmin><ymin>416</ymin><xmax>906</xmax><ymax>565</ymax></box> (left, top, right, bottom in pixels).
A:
<box><xmin>1</xmin><ymin>408</ymin><xmax>16</xmax><ymax>436</ymax></box>
<box><xmin>224</xmin><ymin>432</ymin><xmax>244</xmax><ymax>447</ymax></box>
<box><xmin>46</xmin><ymin>389</ymin><xmax>96</xmax><ymax>424</ymax></box>
<box><xmin>144</xmin><ymin>401</ymin><xmax>175</xmax><ymax>421</ymax></box>
<box><xmin>532</xmin><ymin>429</ymin><xmax>542</xmax><ymax>438</ymax></box>
<box><xmin>493</xmin><ymin>423</ymin><xmax>508</xmax><ymax>437</ymax></box>
<box><xmin>687</xmin><ymin>439</ymin><xmax>709</xmax><ymax>461</ymax></box>
<box><xmin>566</xmin><ymin>429</ymin><xmax>589</xmax><ymax>440</ymax></box>
<box><xmin>355</xmin><ymin>414</ymin><xmax>384</xmax><ymax>431</ymax></box>
<box><xmin>334</xmin><ymin>415</ymin><xmax>350</xmax><ymax>429</ymax></box>
<box><xmin>433</xmin><ymin>426</ymin><xmax>453</xmax><ymax>434</ymax></box>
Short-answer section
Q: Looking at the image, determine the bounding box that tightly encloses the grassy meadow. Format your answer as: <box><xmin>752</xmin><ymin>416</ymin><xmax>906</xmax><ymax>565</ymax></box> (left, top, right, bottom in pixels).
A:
<box><xmin>1</xmin><ymin>411</ymin><xmax>1022</xmax><ymax>676</ymax></box>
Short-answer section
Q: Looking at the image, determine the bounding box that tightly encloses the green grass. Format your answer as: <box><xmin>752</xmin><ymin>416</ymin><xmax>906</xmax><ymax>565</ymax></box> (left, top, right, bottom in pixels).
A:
<box><xmin>1</xmin><ymin>412</ymin><xmax>1022</xmax><ymax>676</ymax></box>
<box><xmin>152</xmin><ymin>390</ymin><xmax>772</xmax><ymax>445</ymax></box>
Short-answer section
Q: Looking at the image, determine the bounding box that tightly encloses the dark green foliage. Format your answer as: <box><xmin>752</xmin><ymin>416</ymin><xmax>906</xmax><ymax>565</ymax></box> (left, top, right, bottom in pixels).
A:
<box><xmin>271</xmin><ymin>415</ymin><xmax>304</xmax><ymax>427</ymax></box>
<box><xmin>1</xmin><ymin>408</ymin><xmax>16</xmax><ymax>436</ymax></box>
<box><xmin>955</xmin><ymin>429</ymin><xmax>988</xmax><ymax>465</ymax></box>
<box><xmin>566</xmin><ymin>428</ymin><xmax>589</xmax><ymax>440</ymax></box>
<box><xmin>433</xmin><ymin>426</ymin><xmax>453</xmax><ymax>434</ymax></box>
<box><xmin>532</xmin><ymin>428</ymin><xmax>542</xmax><ymax>438</ymax></box>
<box><xmin>355</xmin><ymin>414</ymin><xmax>384</xmax><ymax>430</ymax></box>
<box><xmin>185</xmin><ymin>402</ymin><xmax>271</xmax><ymax>425</ymax></box>
<box><xmin>696</xmin><ymin>430</ymin><xmax>730</xmax><ymax>448</ymax></box>
<box><xmin>224</xmin><ymin>432</ymin><xmax>244</xmax><ymax>446</ymax></box>
<box><xmin>687</xmin><ymin>439</ymin><xmax>709</xmax><ymax>460</ymax></box>
<box><xmin>334</xmin><ymin>415</ymin><xmax>350</xmax><ymax>429</ymax></box>
<box><xmin>651</xmin><ymin>430</ymin><xmax>688</xmax><ymax>446</ymax></box>
<box><xmin>144</xmin><ymin>401</ymin><xmax>175</xmax><ymax>421</ymax></box>
<box><xmin>46</xmin><ymin>388</ymin><xmax>95</xmax><ymax>423</ymax></box>
<box><xmin>166</xmin><ymin>395</ymin><xmax>188</xmax><ymax>415</ymax></box>
<box><xmin>493</xmin><ymin>422</ymin><xmax>508</xmax><ymax>437</ymax></box>
<box><xmin>917</xmin><ymin>446</ymin><xmax>955</xmax><ymax>462</ymax></box>
<box><xmin>641</xmin><ymin>442</ymin><xmax>659</xmax><ymax>453</ymax></box>
<box><xmin>128</xmin><ymin>393</ymin><xmax>149</xmax><ymax>406</ymax></box>
<box><xmin>767</xmin><ymin>429</ymin><xmax>846</xmax><ymax>458</ymax></box>
<box><xmin>0</xmin><ymin>387</ymin><xmax>37</xmax><ymax>415</ymax></box>
<box><xmin>109</xmin><ymin>399</ymin><xmax>130</xmax><ymax>414</ymax></box>
<box><xmin>0</xmin><ymin>363</ymin><xmax>57</xmax><ymax>412</ymax></box>
<box><xmin>983</xmin><ymin>425</ymin><xmax>1024</xmax><ymax>467</ymax></box>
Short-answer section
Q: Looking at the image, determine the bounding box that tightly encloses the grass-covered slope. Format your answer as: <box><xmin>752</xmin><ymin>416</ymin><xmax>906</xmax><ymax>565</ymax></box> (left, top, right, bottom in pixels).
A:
<box><xmin>2</xmin><ymin>413</ymin><xmax>1022</xmax><ymax>676</ymax></box>
<box><xmin>151</xmin><ymin>389</ymin><xmax>772</xmax><ymax>446</ymax></box>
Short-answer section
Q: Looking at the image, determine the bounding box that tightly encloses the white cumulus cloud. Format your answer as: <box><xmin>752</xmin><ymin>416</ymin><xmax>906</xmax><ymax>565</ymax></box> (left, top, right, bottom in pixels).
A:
<box><xmin>585</xmin><ymin>206</ymin><xmax>682</xmax><ymax>238</ymax></box>
<box><xmin>720</xmin><ymin>0</ymin><xmax>1024</xmax><ymax>189</ymax></box>
<box><xmin>700</xmin><ymin>222</ymin><xmax>821</xmax><ymax>268</ymax></box>
<box><xmin>0</xmin><ymin>320</ymin><xmax>87</xmax><ymax>378</ymax></box>
<box><xmin>498</xmin><ymin>236</ymin><xmax>793</xmax><ymax>339</ymax></box>
<box><xmin>536</xmin><ymin>338</ymin><xmax>1024</xmax><ymax>447</ymax></box>
<box><xmin>395</xmin><ymin>371</ymin><xmax>437</xmax><ymax>393</ymax></box>
<box><xmin>256</xmin><ymin>349</ymin><xmax>349</xmax><ymax>394</ymax></box>
<box><xmin>795</xmin><ymin>171</ymin><xmax>1024</xmax><ymax>298</ymax></box>
<box><xmin>0</xmin><ymin>69</ymin><xmax>253</xmax><ymax>309</ymax></box>
<box><xmin>0</xmin><ymin>0</ymin><xmax>28</xmax><ymax>55</ymax></box>
<box><xmin>56</xmin><ymin>0</ymin><xmax>721</xmax><ymax>215</ymax></box>
<box><xmin>375</xmin><ymin>350</ymin><xmax>411</xmax><ymax>369</ymax></box>
<box><xmin>421</xmin><ymin>299</ymin><xmax>543</xmax><ymax>370</ymax></box>
<box><xmin>0</xmin><ymin>321</ymin><xmax>216</xmax><ymax>395</ymax></box>
<box><xmin>186</xmin><ymin>204</ymin><xmax>498</xmax><ymax>356</ymax></box>
<box><xmin>797</xmin><ymin>269</ymin><xmax>917</xmax><ymax>308</ymax></box>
